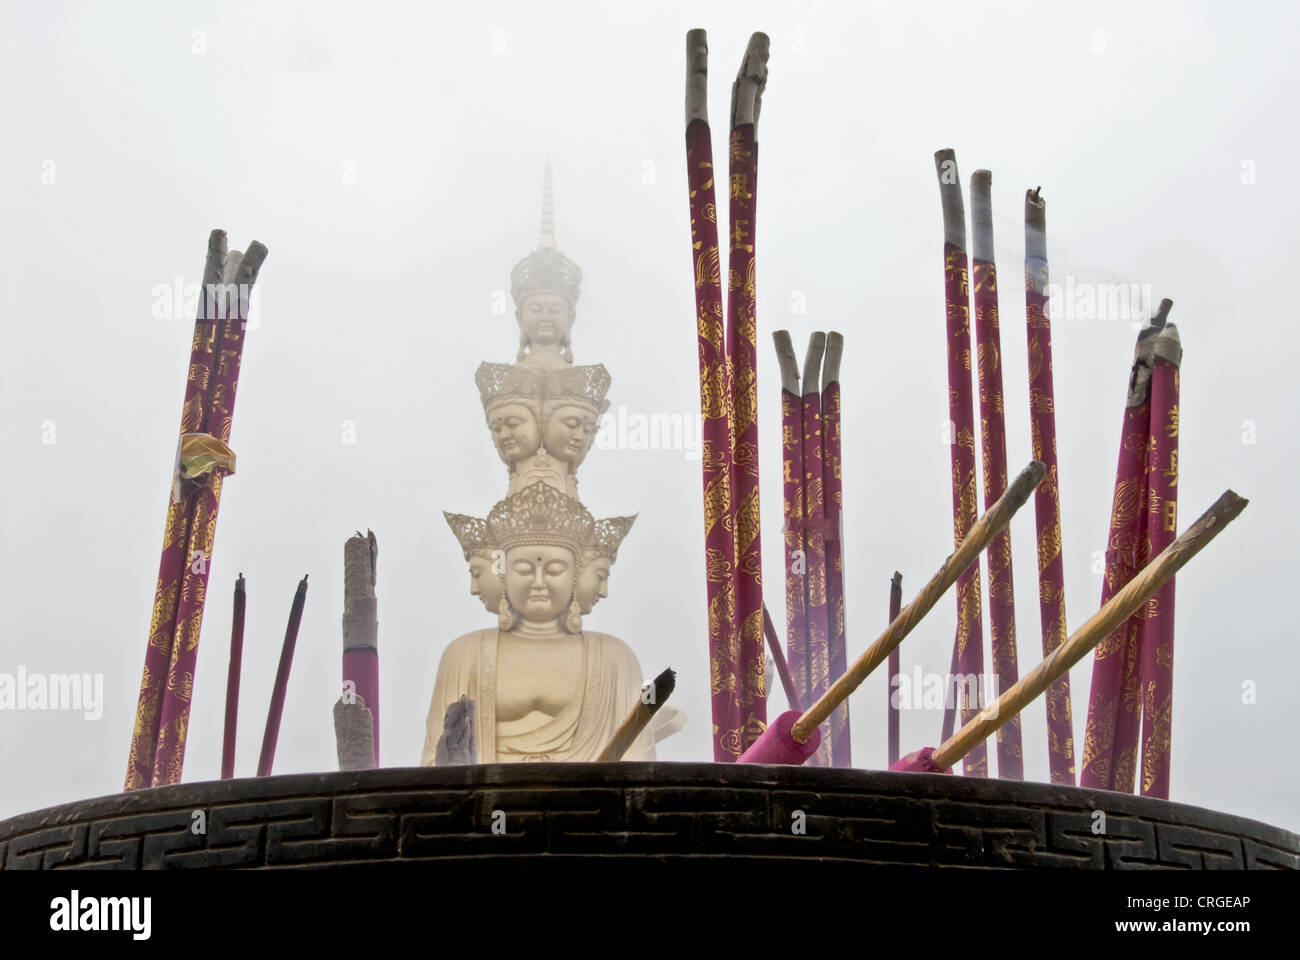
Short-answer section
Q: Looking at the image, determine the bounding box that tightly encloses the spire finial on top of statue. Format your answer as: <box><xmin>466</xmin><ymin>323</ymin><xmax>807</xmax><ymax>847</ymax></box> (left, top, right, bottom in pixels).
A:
<box><xmin>511</xmin><ymin>161</ymin><xmax>583</xmax><ymax>367</ymax></box>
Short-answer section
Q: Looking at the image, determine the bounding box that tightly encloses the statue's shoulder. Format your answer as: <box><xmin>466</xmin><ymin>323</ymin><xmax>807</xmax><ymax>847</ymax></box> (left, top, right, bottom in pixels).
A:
<box><xmin>440</xmin><ymin>628</ymin><xmax>494</xmax><ymax>660</ymax></box>
<box><xmin>584</xmin><ymin>631</ymin><xmax>640</xmax><ymax>667</ymax></box>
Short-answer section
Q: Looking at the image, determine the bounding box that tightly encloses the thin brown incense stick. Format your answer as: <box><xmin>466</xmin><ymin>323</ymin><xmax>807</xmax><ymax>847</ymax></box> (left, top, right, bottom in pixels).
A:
<box><xmin>790</xmin><ymin>460</ymin><xmax>1045</xmax><ymax>744</ymax></box>
<box><xmin>598</xmin><ymin>669</ymin><xmax>676</xmax><ymax>761</ymax></box>
<box><xmin>257</xmin><ymin>575</ymin><xmax>309</xmax><ymax>777</ymax></box>
<box><xmin>887</xmin><ymin>571</ymin><xmax>902</xmax><ymax>766</ymax></box>
<box><xmin>932</xmin><ymin>490</ymin><xmax>1246</xmax><ymax>770</ymax></box>
<box><xmin>220</xmin><ymin>573</ymin><xmax>246</xmax><ymax>779</ymax></box>
<box><xmin>762</xmin><ymin>605</ymin><xmax>801</xmax><ymax>712</ymax></box>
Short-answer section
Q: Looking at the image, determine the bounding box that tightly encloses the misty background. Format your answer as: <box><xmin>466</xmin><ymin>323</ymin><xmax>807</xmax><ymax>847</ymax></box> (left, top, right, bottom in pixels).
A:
<box><xmin>1</xmin><ymin>0</ymin><xmax>1296</xmax><ymax>833</ymax></box>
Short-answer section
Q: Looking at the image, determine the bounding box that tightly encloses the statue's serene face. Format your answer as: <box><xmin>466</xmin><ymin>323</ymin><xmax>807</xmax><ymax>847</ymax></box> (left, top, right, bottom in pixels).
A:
<box><xmin>488</xmin><ymin>403</ymin><xmax>541</xmax><ymax>464</ymax></box>
<box><xmin>504</xmin><ymin>544</ymin><xmax>576</xmax><ymax>625</ymax></box>
<box><xmin>544</xmin><ymin>405</ymin><xmax>597</xmax><ymax>464</ymax></box>
<box><xmin>517</xmin><ymin>292</ymin><xmax>573</xmax><ymax>348</ymax></box>
<box><xmin>575</xmin><ymin>553</ymin><xmax>611</xmax><ymax>615</ymax></box>
<box><xmin>469</xmin><ymin>553</ymin><xmax>503</xmax><ymax>614</ymax></box>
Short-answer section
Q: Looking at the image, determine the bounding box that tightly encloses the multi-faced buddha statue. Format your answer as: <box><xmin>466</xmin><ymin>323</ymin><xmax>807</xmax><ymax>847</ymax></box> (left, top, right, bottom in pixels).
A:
<box><xmin>426</xmin><ymin>483</ymin><xmax>675</xmax><ymax>763</ymax></box>
<box><xmin>426</xmin><ymin>165</ymin><xmax>683</xmax><ymax>764</ymax></box>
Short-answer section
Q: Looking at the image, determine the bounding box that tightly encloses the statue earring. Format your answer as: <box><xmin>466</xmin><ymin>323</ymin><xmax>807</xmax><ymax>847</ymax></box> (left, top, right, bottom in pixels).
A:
<box><xmin>498</xmin><ymin>595</ymin><xmax>515</xmax><ymax>632</ymax></box>
<box><xmin>565</xmin><ymin>586</ymin><xmax>583</xmax><ymax>634</ymax></box>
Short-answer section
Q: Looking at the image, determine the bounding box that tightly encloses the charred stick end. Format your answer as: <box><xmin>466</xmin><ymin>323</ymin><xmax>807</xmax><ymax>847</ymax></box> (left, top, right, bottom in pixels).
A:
<box><xmin>772</xmin><ymin>330</ymin><xmax>800</xmax><ymax>395</ymax></box>
<box><xmin>1152</xmin><ymin>297</ymin><xmax>1174</xmax><ymax>330</ymax></box>
<box><xmin>802</xmin><ymin>331</ymin><xmax>826</xmax><ymax>397</ymax></box>
<box><xmin>970</xmin><ymin>170</ymin><xmax>995</xmax><ymax>263</ymax></box>
<box><xmin>686</xmin><ymin>29</ymin><xmax>709</xmax><ymax>127</ymax></box>
<box><xmin>647</xmin><ymin>668</ymin><xmax>676</xmax><ymax>713</ymax></box>
<box><xmin>1154</xmin><ymin>320</ymin><xmax>1183</xmax><ymax>369</ymax></box>
<box><xmin>204</xmin><ymin>230</ymin><xmax>229</xmax><ymax>289</ymax></box>
<box><xmin>1025</xmin><ymin>187</ymin><xmax>1047</xmax><ymax>263</ymax></box>
<box><xmin>731</xmin><ymin>31</ymin><xmax>770</xmax><ymax>132</ymax></box>
<box><xmin>822</xmin><ymin>331</ymin><xmax>843</xmax><ymax>392</ymax></box>
<box><xmin>934</xmin><ymin>148</ymin><xmax>966</xmax><ymax>250</ymax></box>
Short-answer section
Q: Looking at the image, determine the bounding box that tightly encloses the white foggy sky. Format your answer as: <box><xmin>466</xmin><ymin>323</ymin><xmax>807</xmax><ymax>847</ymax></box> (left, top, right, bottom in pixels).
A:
<box><xmin>1</xmin><ymin>0</ymin><xmax>1297</xmax><ymax>835</ymax></box>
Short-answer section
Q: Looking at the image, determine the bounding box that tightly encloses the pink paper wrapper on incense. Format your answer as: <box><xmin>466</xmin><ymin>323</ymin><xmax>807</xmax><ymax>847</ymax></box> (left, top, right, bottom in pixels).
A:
<box><xmin>935</xmin><ymin>150</ymin><xmax>989</xmax><ymax>777</ymax></box>
<box><xmin>821</xmin><ymin>359</ymin><xmax>851</xmax><ymax>767</ymax></box>
<box><xmin>971</xmin><ymin>171</ymin><xmax>1023</xmax><ymax>779</ymax></box>
<box><xmin>738</xmin><ymin>709</ymin><xmax>821</xmax><ymax>765</ymax></box>
<box><xmin>1024</xmin><ymin>190</ymin><xmax>1076</xmax><ymax>784</ymax></box>
<box><xmin>1138</xmin><ymin>330</ymin><xmax>1181</xmax><ymax>798</ymax></box>
<box><xmin>726</xmin><ymin>118</ymin><xmax>767</xmax><ymax>751</ymax></box>
<box><xmin>686</xmin><ymin>113</ymin><xmax>742</xmax><ymax>761</ymax></box>
<box><xmin>890</xmin><ymin>747</ymin><xmax>953</xmax><ymax>774</ymax></box>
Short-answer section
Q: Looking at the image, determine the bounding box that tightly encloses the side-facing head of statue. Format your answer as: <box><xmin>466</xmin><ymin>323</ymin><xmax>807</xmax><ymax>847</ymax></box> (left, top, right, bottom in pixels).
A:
<box><xmin>444</xmin><ymin>512</ymin><xmax>506</xmax><ymax>615</ymax></box>
<box><xmin>543</xmin><ymin>401</ymin><xmax>598</xmax><ymax>467</ymax></box>
<box><xmin>575</xmin><ymin>514</ymin><xmax>636</xmax><ymax>615</ymax></box>
<box><xmin>487</xmin><ymin>481</ymin><xmax>595</xmax><ymax>633</ymax></box>
<box><xmin>486</xmin><ymin>400</ymin><xmax>541</xmax><ymax>467</ymax></box>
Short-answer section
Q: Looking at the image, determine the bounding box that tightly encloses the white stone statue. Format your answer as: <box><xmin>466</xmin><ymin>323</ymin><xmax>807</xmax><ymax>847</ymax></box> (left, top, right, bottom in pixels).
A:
<box><xmin>426</xmin><ymin>165</ymin><xmax>684</xmax><ymax>764</ymax></box>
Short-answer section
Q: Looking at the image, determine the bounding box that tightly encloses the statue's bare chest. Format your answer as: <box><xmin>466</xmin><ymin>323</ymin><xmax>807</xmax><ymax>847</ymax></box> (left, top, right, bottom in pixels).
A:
<box><xmin>495</xmin><ymin>634</ymin><xmax>585</xmax><ymax>720</ymax></box>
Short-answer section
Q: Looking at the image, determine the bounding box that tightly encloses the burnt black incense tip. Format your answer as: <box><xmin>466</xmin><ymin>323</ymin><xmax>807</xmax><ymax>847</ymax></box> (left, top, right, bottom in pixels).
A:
<box><xmin>649</xmin><ymin>668</ymin><xmax>676</xmax><ymax>709</ymax></box>
<box><xmin>1153</xmin><ymin>298</ymin><xmax>1173</xmax><ymax>329</ymax></box>
<box><xmin>891</xmin><ymin>571</ymin><xmax>902</xmax><ymax>586</ymax></box>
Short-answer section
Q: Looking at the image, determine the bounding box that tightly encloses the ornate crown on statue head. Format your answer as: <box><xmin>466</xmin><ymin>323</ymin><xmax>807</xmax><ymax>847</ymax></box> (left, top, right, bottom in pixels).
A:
<box><xmin>487</xmin><ymin>481</ymin><xmax>595</xmax><ymax>555</ymax></box>
<box><xmin>510</xmin><ymin>247</ymin><xmax>583</xmax><ymax>306</ymax></box>
<box><xmin>510</xmin><ymin>160</ymin><xmax>583</xmax><ymax>306</ymax></box>
<box><xmin>442</xmin><ymin>512</ymin><xmax>492</xmax><ymax>560</ymax></box>
<box><xmin>476</xmin><ymin>361</ymin><xmax>612</xmax><ymax>417</ymax></box>
<box><xmin>591</xmin><ymin>515</ymin><xmax>637</xmax><ymax>562</ymax></box>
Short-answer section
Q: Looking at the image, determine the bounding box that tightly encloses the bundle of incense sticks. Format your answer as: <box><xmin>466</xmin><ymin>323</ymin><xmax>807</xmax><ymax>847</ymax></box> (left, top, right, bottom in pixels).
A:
<box><xmin>126</xmin><ymin>231</ymin><xmax>267</xmax><ymax>790</ymax></box>
<box><xmin>684</xmin><ymin>30</ymin><xmax>770</xmax><ymax>758</ymax></box>
<box><xmin>772</xmin><ymin>329</ymin><xmax>851</xmax><ymax>766</ymax></box>
<box><xmin>1081</xmin><ymin>301</ymin><xmax>1182</xmax><ymax>797</ymax></box>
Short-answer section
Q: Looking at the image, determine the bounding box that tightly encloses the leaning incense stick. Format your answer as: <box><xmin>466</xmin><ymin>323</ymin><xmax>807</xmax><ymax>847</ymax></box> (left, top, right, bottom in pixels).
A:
<box><xmin>257</xmin><ymin>575</ymin><xmax>309</xmax><ymax>777</ymax></box>
<box><xmin>220</xmin><ymin>573</ymin><xmax>246</xmax><ymax>780</ymax></box>
<box><xmin>685</xmin><ymin>29</ymin><xmax>741</xmax><ymax>760</ymax></box>
<box><xmin>896</xmin><ymin>489</ymin><xmax>1245</xmax><ymax>773</ymax></box>
<box><xmin>739</xmin><ymin>460</ymin><xmax>1045</xmax><ymax>764</ymax></box>
<box><xmin>762</xmin><ymin>604</ymin><xmax>801</xmax><ymax>712</ymax></box>
<box><xmin>887</xmin><ymin>571</ymin><xmax>902</xmax><ymax>767</ymax></box>
<box><xmin>1024</xmin><ymin>188</ymin><xmax>1075</xmax><ymax>784</ymax></box>
<box><xmin>970</xmin><ymin>171</ymin><xmax>1024</xmax><ymax>779</ymax></box>
<box><xmin>598</xmin><ymin>668</ymin><xmax>677</xmax><ymax>761</ymax></box>
<box><xmin>935</xmin><ymin>149</ymin><xmax>989</xmax><ymax>777</ymax></box>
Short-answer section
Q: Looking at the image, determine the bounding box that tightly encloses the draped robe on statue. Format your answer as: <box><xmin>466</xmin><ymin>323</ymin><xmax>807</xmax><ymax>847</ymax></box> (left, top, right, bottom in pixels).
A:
<box><xmin>422</xmin><ymin>629</ymin><xmax>670</xmax><ymax>764</ymax></box>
